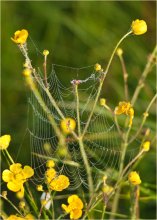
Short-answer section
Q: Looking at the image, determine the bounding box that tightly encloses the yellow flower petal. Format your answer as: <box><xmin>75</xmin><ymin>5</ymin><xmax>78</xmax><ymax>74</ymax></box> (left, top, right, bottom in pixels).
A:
<box><xmin>23</xmin><ymin>166</ymin><xmax>34</xmax><ymax>179</ymax></box>
<box><xmin>68</xmin><ymin>195</ymin><xmax>83</xmax><ymax>210</ymax></box>
<box><xmin>2</xmin><ymin>169</ymin><xmax>13</xmax><ymax>182</ymax></box>
<box><xmin>7</xmin><ymin>181</ymin><xmax>22</xmax><ymax>192</ymax></box>
<box><xmin>70</xmin><ymin>209</ymin><xmax>82</xmax><ymax>220</ymax></box>
<box><xmin>46</xmin><ymin>160</ymin><xmax>55</xmax><ymax>168</ymax></box>
<box><xmin>10</xmin><ymin>163</ymin><xmax>22</xmax><ymax>174</ymax></box>
<box><xmin>11</xmin><ymin>29</ymin><xmax>28</xmax><ymax>44</ymax></box>
<box><xmin>0</xmin><ymin>135</ymin><xmax>11</xmax><ymax>150</ymax></box>
<box><xmin>25</xmin><ymin>214</ymin><xmax>35</xmax><ymax>220</ymax></box>
<box><xmin>62</xmin><ymin>204</ymin><xmax>70</xmax><ymax>213</ymax></box>
<box><xmin>142</xmin><ymin>141</ymin><xmax>150</xmax><ymax>152</ymax></box>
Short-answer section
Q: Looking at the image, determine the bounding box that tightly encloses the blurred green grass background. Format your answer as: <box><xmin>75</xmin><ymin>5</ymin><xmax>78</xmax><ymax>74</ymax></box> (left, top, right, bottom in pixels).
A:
<box><xmin>1</xmin><ymin>1</ymin><xmax>156</xmax><ymax>219</ymax></box>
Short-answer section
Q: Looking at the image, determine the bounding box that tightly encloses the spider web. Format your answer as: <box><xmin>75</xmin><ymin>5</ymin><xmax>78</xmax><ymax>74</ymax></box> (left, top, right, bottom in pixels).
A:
<box><xmin>25</xmin><ymin>64</ymin><xmax>139</xmax><ymax>190</ymax></box>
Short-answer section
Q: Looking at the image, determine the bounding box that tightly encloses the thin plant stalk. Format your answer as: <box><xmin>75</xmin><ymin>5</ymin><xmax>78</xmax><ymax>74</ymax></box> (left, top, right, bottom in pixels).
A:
<box><xmin>131</xmin><ymin>45</ymin><xmax>157</xmax><ymax>106</ymax></box>
<box><xmin>75</xmin><ymin>83</ymin><xmax>94</xmax><ymax>196</ymax></box>
<box><xmin>129</xmin><ymin>93</ymin><xmax>157</xmax><ymax>144</ymax></box>
<box><xmin>118</xmin><ymin>54</ymin><xmax>129</xmax><ymax>100</ymax></box>
<box><xmin>82</xmin><ymin>31</ymin><xmax>132</xmax><ymax>138</ymax></box>
<box><xmin>0</xmin><ymin>195</ymin><xmax>24</xmax><ymax>216</ymax></box>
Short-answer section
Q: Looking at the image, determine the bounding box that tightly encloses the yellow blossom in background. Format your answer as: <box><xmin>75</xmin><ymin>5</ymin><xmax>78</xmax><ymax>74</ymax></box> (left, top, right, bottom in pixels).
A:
<box><xmin>128</xmin><ymin>171</ymin><xmax>141</xmax><ymax>185</ymax></box>
<box><xmin>43</xmin><ymin>50</ymin><xmax>49</xmax><ymax>56</ymax></box>
<box><xmin>36</xmin><ymin>185</ymin><xmax>43</xmax><ymax>191</ymax></box>
<box><xmin>46</xmin><ymin>159</ymin><xmax>55</xmax><ymax>168</ymax></box>
<box><xmin>11</xmin><ymin>29</ymin><xmax>29</xmax><ymax>44</ymax></box>
<box><xmin>94</xmin><ymin>63</ymin><xmax>102</xmax><ymax>71</ymax></box>
<box><xmin>131</xmin><ymin>19</ymin><xmax>147</xmax><ymax>35</ymax></box>
<box><xmin>49</xmin><ymin>175</ymin><xmax>70</xmax><ymax>191</ymax></box>
<box><xmin>100</xmin><ymin>98</ymin><xmax>106</xmax><ymax>106</ymax></box>
<box><xmin>114</xmin><ymin>101</ymin><xmax>134</xmax><ymax>127</ymax></box>
<box><xmin>62</xmin><ymin>195</ymin><xmax>83</xmax><ymax>219</ymax></box>
<box><xmin>142</xmin><ymin>141</ymin><xmax>150</xmax><ymax>152</ymax></box>
<box><xmin>19</xmin><ymin>201</ymin><xmax>26</xmax><ymax>209</ymax></box>
<box><xmin>60</xmin><ymin>118</ymin><xmax>76</xmax><ymax>134</ymax></box>
<box><xmin>0</xmin><ymin>134</ymin><xmax>11</xmax><ymax>150</ymax></box>
<box><xmin>103</xmin><ymin>185</ymin><xmax>113</xmax><ymax>195</ymax></box>
<box><xmin>23</xmin><ymin>68</ymin><xmax>32</xmax><ymax>77</ymax></box>
<box><xmin>2</xmin><ymin>163</ymin><xmax>34</xmax><ymax>198</ymax></box>
<box><xmin>116</xmin><ymin>48</ymin><xmax>123</xmax><ymax>56</ymax></box>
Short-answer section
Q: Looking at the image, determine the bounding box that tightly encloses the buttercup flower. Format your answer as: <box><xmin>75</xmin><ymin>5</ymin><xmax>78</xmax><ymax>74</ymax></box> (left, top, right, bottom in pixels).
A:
<box><xmin>95</xmin><ymin>63</ymin><xmax>102</xmax><ymax>71</ymax></box>
<box><xmin>114</xmin><ymin>101</ymin><xmax>134</xmax><ymax>127</ymax></box>
<box><xmin>60</xmin><ymin>118</ymin><xmax>76</xmax><ymax>134</ymax></box>
<box><xmin>23</xmin><ymin>68</ymin><xmax>32</xmax><ymax>77</ymax></box>
<box><xmin>0</xmin><ymin>134</ymin><xmax>11</xmax><ymax>150</ymax></box>
<box><xmin>11</xmin><ymin>29</ymin><xmax>28</xmax><ymax>44</ymax></box>
<box><xmin>116</xmin><ymin>48</ymin><xmax>123</xmax><ymax>56</ymax></box>
<box><xmin>45</xmin><ymin>168</ymin><xmax>56</xmax><ymax>183</ymax></box>
<box><xmin>62</xmin><ymin>195</ymin><xmax>83</xmax><ymax>219</ymax></box>
<box><xmin>43</xmin><ymin>50</ymin><xmax>49</xmax><ymax>56</ymax></box>
<box><xmin>49</xmin><ymin>175</ymin><xmax>69</xmax><ymax>191</ymax></box>
<box><xmin>7</xmin><ymin>215</ymin><xmax>24</xmax><ymax>220</ymax></box>
<box><xmin>128</xmin><ymin>171</ymin><xmax>141</xmax><ymax>185</ymax></box>
<box><xmin>142</xmin><ymin>141</ymin><xmax>150</xmax><ymax>152</ymax></box>
<box><xmin>100</xmin><ymin>98</ymin><xmax>106</xmax><ymax>106</ymax></box>
<box><xmin>36</xmin><ymin>184</ymin><xmax>43</xmax><ymax>191</ymax></box>
<box><xmin>2</xmin><ymin>163</ymin><xmax>34</xmax><ymax>197</ymax></box>
<box><xmin>131</xmin><ymin>19</ymin><xmax>147</xmax><ymax>35</ymax></box>
<box><xmin>46</xmin><ymin>159</ymin><xmax>55</xmax><ymax>168</ymax></box>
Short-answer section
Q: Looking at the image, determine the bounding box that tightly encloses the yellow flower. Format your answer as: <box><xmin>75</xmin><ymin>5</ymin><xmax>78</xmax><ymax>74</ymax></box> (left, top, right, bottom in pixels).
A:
<box><xmin>142</xmin><ymin>141</ymin><xmax>150</xmax><ymax>152</ymax></box>
<box><xmin>23</xmin><ymin>68</ymin><xmax>32</xmax><ymax>77</ymax></box>
<box><xmin>11</xmin><ymin>29</ymin><xmax>28</xmax><ymax>44</ymax></box>
<box><xmin>19</xmin><ymin>201</ymin><xmax>25</xmax><ymax>209</ymax></box>
<box><xmin>43</xmin><ymin>50</ymin><xmax>49</xmax><ymax>56</ymax></box>
<box><xmin>49</xmin><ymin>175</ymin><xmax>70</xmax><ymax>191</ymax></box>
<box><xmin>131</xmin><ymin>19</ymin><xmax>147</xmax><ymax>35</ymax></box>
<box><xmin>94</xmin><ymin>63</ymin><xmax>102</xmax><ymax>71</ymax></box>
<box><xmin>114</xmin><ymin>101</ymin><xmax>134</xmax><ymax>127</ymax></box>
<box><xmin>60</xmin><ymin>118</ymin><xmax>76</xmax><ymax>134</ymax></box>
<box><xmin>45</xmin><ymin>168</ymin><xmax>56</xmax><ymax>183</ymax></box>
<box><xmin>46</xmin><ymin>159</ymin><xmax>55</xmax><ymax>168</ymax></box>
<box><xmin>62</xmin><ymin>195</ymin><xmax>83</xmax><ymax>219</ymax></box>
<box><xmin>2</xmin><ymin>163</ymin><xmax>34</xmax><ymax>197</ymax></box>
<box><xmin>36</xmin><ymin>185</ymin><xmax>43</xmax><ymax>191</ymax></box>
<box><xmin>100</xmin><ymin>98</ymin><xmax>106</xmax><ymax>106</ymax></box>
<box><xmin>116</xmin><ymin>48</ymin><xmax>123</xmax><ymax>56</ymax></box>
<box><xmin>7</xmin><ymin>215</ymin><xmax>24</xmax><ymax>220</ymax></box>
<box><xmin>128</xmin><ymin>171</ymin><xmax>141</xmax><ymax>185</ymax></box>
<box><xmin>0</xmin><ymin>134</ymin><xmax>11</xmax><ymax>150</ymax></box>
<box><xmin>25</xmin><ymin>214</ymin><xmax>35</xmax><ymax>220</ymax></box>
<box><xmin>103</xmin><ymin>185</ymin><xmax>113</xmax><ymax>195</ymax></box>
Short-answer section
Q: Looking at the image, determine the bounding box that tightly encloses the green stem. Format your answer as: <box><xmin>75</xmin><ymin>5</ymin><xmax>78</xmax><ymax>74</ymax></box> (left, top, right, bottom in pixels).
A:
<box><xmin>1</xmin><ymin>195</ymin><xmax>24</xmax><ymax>216</ymax></box>
<box><xmin>131</xmin><ymin>45</ymin><xmax>157</xmax><ymax>106</ymax></box>
<box><xmin>79</xmin><ymin>138</ymin><xmax>94</xmax><ymax>197</ymax></box>
<box><xmin>5</xmin><ymin>149</ymin><xmax>14</xmax><ymax>164</ymax></box>
<box><xmin>129</xmin><ymin>93</ymin><xmax>157</xmax><ymax>144</ymax></box>
<box><xmin>82</xmin><ymin>31</ymin><xmax>132</xmax><ymax>138</ymax></box>
<box><xmin>101</xmin><ymin>205</ymin><xmax>106</xmax><ymax>220</ymax></box>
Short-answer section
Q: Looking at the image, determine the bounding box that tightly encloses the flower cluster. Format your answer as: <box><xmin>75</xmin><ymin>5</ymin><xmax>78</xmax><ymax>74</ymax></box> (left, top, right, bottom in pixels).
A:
<box><xmin>2</xmin><ymin>163</ymin><xmax>34</xmax><ymax>197</ymax></box>
<box><xmin>114</xmin><ymin>101</ymin><xmax>134</xmax><ymax>127</ymax></box>
<box><xmin>62</xmin><ymin>195</ymin><xmax>84</xmax><ymax>219</ymax></box>
<box><xmin>45</xmin><ymin>160</ymin><xmax>69</xmax><ymax>191</ymax></box>
<box><xmin>0</xmin><ymin>134</ymin><xmax>11</xmax><ymax>150</ymax></box>
<box><xmin>128</xmin><ymin>171</ymin><xmax>141</xmax><ymax>185</ymax></box>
